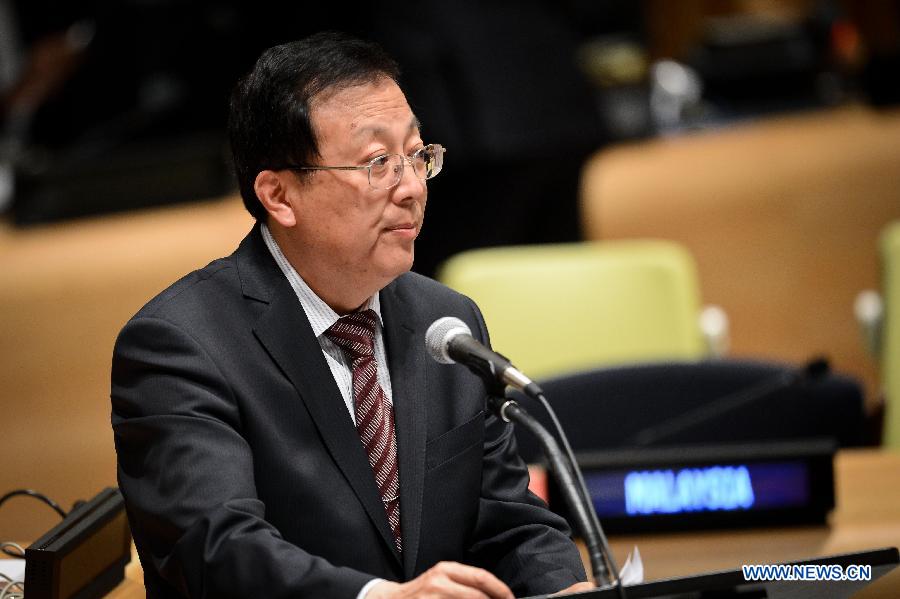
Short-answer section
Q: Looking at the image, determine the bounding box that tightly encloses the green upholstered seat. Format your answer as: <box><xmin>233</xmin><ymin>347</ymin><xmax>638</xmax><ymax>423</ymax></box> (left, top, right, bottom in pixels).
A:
<box><xmin>437</xmin><ymin>240</ymin><xmax>708</xmax><ymax>380</ymax></box>
<box><xmin>881</xmin><ymin>221</ymin><xmax>900</xmax><ymax>448</ymax></box>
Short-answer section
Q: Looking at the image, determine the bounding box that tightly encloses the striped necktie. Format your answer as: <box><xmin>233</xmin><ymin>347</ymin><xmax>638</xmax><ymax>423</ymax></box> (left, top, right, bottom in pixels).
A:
<box><xmin>325</xmin><ymin>310</ymin><xmax>402</xmax><ymax>552</ymax></box>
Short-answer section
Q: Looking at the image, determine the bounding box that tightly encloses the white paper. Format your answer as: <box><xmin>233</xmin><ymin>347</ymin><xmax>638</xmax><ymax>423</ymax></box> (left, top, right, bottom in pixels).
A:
<box><xmin>618</xmin><ymin>545</ymin><xmax>644</xmax><ymax>585</ymax></box>
<box><xmin>0</xmin><ymin>558</ymin><xmax>25</xmax><ymax>582</ymax></box>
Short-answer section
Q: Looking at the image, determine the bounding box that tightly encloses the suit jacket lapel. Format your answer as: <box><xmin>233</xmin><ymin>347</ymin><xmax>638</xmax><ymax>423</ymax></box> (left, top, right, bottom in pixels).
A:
<box><xmin>235</xmin><ymin>228</ymin><xmax>402</xmax><ymax>565</ymax></box>
<box><xmin>380</xmin><ymin>281</ymin><xmax>427</xmax><ymax>579</ymax></box>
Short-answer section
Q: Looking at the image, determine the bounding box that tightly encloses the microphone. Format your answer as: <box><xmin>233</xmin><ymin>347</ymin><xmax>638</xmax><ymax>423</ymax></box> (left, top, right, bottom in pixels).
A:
<box><xmin>425</xmin><ymin>317</ymin><xmax>538</xmax><ymax>395</ymax></box>
<box><xmin>424</xmin><ymin>316</ymin><xmax>626</xmax><ymax>595</ymax></box>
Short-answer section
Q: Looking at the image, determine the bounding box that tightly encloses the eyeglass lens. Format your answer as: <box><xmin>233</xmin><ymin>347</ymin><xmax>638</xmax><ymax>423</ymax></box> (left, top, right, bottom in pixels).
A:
<box><xmin>369</xmin><ymin>145</ymin><xmax>443</xmax><ymax>189</ymax></box>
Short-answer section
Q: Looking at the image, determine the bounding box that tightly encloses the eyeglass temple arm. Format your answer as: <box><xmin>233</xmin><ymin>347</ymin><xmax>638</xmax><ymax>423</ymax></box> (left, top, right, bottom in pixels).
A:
<box><xmin>281</xmin><ymin>145</ymin><xmax>445</xmax><ymax>172</ymax></box>
<box><xmin>289</xmin><ymin>165</ymin><xmax>368</xmax><ymax>172</ymax></box>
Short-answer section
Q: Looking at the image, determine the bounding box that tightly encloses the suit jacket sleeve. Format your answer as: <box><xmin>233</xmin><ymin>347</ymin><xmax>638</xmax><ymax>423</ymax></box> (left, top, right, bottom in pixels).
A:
<box><xmin>463</xmin><ymin>299</ymin><xmax>588</xmax><ymax>595</ymax></box>
<box><xmin>111</xmin><ymin>315</ymin><xmax>375</xmax><ymax>598</ymax></box>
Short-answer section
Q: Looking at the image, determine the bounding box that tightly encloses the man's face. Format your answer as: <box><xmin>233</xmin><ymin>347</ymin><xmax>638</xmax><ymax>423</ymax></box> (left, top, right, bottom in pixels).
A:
<box><xmin>279</xmin><ymin>78</ymin><xmax>427</xmax><ymax>301</ymax></box>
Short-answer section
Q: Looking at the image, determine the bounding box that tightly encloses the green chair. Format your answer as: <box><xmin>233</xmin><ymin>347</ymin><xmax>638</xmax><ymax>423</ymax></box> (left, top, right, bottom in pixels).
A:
<box><xmin>881</xmin><ymin>222</ymin><xmax>900</xmax><ymax>448</ymax></box>
<box><xmin>437</xmin><ymin>240</ymin><xmax>722</xmax><ymax>380</ymax></box>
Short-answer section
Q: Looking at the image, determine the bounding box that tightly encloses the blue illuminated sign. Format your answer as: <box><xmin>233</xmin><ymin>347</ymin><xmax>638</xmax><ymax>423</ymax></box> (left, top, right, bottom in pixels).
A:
<box><xmin>582</xmin><ymin>460</ymin><xmax>810</xmax><ymax>518</ymax></box>
<box><xmin>624</xmin><ymin>466</ymin><xmax>754</xmax><ymax>515</ymax></box>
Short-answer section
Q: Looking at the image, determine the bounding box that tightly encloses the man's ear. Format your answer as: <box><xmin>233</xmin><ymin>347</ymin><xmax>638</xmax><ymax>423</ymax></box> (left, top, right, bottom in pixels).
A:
<box><xmin>254</xmin><ymin>170</ymin><xmax>297</xmax><ymax>227</ymax></box>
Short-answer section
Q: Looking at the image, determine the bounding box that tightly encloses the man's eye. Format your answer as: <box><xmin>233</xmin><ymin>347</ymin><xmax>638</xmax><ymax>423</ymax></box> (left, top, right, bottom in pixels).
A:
<box><xmin>370</xmin><ymin>155</ymin><xmax>390</xmax><ymax>167</ymax></box>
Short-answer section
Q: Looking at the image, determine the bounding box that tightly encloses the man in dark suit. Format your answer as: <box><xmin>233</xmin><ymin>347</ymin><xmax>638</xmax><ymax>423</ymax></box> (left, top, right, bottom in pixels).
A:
<box><xmin>112</xmin><ymin>32</ymin><xmax>590</xmax><ymax>598</ymax></box>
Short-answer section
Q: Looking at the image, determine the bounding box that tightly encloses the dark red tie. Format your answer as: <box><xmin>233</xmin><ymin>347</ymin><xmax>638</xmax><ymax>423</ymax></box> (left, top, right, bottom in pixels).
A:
<box><xmin>325</xmin><ymin>310</ymin><xmax>402</xmax><ymax>552</ymax></box>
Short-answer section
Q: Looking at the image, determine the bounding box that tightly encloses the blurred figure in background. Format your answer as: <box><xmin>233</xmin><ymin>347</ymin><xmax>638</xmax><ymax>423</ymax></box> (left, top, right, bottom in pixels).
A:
<box><xmin>370</xmin><ymin>1</ymin><xmax>604</xmax><ymax>276</ymax></box>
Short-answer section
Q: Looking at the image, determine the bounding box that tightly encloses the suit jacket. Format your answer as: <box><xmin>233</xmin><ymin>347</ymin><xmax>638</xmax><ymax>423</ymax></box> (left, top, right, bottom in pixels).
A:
<box><xmin>111</xmin><ymin>225</ymin><xmax>586</xmax><ymax>598</ymax></box>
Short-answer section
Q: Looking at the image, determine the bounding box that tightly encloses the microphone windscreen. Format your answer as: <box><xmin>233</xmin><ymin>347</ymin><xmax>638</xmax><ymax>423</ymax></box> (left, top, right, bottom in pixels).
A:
<box><xmin>425</xmin><ymin>316</ymin><xmax>471</xmax><ymax>364</ymax></box>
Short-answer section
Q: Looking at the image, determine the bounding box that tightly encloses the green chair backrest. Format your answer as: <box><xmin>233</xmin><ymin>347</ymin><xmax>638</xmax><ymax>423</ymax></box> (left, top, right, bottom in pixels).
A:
<box><xmin>437</xmin><ymin>240</ymin><xmax>706</xmax><ymax>380</ymax></box>
<box><xmin>882</xmin><ymin>221</ymin><xmax>900</xmax><ymax>448</ymax></box>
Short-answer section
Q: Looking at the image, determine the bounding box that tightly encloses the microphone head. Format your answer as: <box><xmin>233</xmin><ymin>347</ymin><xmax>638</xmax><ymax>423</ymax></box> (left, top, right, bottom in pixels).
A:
<box><xmin>425</xmin><ymin>316</ymin><xmax>472</xmax><ymax>364</ymax></box>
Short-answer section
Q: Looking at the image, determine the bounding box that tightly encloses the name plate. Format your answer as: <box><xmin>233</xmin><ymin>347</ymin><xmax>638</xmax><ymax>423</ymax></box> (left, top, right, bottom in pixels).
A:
<box><xmin>548</xmin><ymin>439</ymin><xmax>836</xmax><ymax>533</ymax></box>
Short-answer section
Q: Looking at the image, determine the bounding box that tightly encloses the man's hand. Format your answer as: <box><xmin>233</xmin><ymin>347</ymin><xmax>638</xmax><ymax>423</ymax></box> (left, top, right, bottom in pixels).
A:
<box><xmin>366</xmin><ymin>561</ymin><xmax>514</xmax><ymax>599</ymax></box>
<box><xmin>551</xmin><ymin>581</ymin><xmax>595</xmax><ymax>595</ymax></box>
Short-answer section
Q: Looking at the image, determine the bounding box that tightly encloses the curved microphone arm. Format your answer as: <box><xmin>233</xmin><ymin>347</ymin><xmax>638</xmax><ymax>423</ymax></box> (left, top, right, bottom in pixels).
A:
<box><xmin>527</xmin><ymin>389</ymin><xmax>626</xmax><ymax>599</ymax></box>
<box><xmin>488</xmin><ymin>396</ymin><xmax>625</xmax><ymax>598</ymax></box>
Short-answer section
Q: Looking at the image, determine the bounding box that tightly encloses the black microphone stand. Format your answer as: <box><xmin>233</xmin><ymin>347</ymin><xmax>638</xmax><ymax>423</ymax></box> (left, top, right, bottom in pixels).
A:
<box><xmin>487</xmin><ymin>394</ymin><xmax>627</xmax><ymax>599</ymax></box>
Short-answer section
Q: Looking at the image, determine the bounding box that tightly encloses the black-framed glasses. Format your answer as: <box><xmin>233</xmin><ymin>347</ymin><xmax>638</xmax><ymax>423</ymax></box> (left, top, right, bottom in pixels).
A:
<box><xmin>279</xmin><ymin>143</ymin><xmax>446</xmax><ymax>190</ymax></box>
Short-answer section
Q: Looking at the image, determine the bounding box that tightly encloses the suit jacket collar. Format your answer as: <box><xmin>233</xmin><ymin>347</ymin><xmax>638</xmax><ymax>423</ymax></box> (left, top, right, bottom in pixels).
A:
<box><xmin>234</xmin><ymin>223</ymin><xmax>278</xmax><ymax>304</ymax></box>
<box><xmin>380</xmin><ymin>280</ymin><xmax>427</xmax><ymax>578</ymax></box>
<box><xmin>234</xmin><ymin>226</ymin><xmax>427</xmax><ymax>577</ymax></box>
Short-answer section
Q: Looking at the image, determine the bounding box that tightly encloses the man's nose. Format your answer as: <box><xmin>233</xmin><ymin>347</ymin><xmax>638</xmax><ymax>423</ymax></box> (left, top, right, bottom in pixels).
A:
<box><xmin>391</xmin><ymin>158</ymin><xmax>425</xmax><ymax>201</ymax></box>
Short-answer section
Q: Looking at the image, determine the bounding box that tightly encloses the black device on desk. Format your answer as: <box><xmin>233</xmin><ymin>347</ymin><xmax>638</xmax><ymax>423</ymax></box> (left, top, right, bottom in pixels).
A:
<box><xmin>25</xmin><ymin>487</ymin><xmax>131</xmax><ymax>599</ymax></box>
<box><xmin>548</xmin><ymin>440</ymin><xmax>836</xmax><ymax>534</ymax></box>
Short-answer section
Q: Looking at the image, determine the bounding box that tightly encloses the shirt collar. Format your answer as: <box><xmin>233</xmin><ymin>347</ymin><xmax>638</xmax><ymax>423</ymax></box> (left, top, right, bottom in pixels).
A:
<box><xmin>260</xmin><ymin>222</ymin><xmax>383</xmax><ymax>338</ymax></box>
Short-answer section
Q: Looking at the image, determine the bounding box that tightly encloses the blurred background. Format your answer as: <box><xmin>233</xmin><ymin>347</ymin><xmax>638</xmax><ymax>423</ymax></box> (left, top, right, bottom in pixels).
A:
<box><xmin>2</xmin><ymin>0</ymin><xmax>900</xmax><ymax>563</ymax></box>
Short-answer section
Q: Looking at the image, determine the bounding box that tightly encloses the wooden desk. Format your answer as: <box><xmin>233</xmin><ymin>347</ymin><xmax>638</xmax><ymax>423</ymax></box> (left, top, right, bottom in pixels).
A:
<box><xmin>22</xmin><ymin>448</ymin><xmax>897</xmax><ymax>598</ymax></box>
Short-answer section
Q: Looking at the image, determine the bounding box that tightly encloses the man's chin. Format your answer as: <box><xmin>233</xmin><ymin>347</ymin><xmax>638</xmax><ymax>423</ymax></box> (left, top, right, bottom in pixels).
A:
<box><xmin>392</xmin><ymin>248</ymin><xmax>415</xmax><ymax>279</ymax></box>
<box><xmin>393</xmin><ymin>250</ymin><xmax>415</xmax><ymax>277</ymax></box>
<box><xmin>374</xmin><ymin>248</ymin><xmax>415</xmax><ymax>286</ymax></box>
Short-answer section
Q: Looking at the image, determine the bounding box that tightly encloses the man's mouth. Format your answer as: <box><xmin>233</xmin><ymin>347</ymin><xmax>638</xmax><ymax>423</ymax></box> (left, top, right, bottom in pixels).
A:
<box><xmin>385</xmin><ymin>222</ymin><xmax>418</xmax><ymax>238</ymax></box>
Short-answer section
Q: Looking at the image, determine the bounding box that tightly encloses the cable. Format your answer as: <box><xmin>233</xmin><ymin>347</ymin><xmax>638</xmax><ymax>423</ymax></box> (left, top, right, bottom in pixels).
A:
<box><xmin>0</xmin><ymin>575</ymin><xmax>23</xmax><ymax>599</ymax></box>
<box><xmin>0</xmin><ymin>489</ymin><xmax>64</xmax><ymax>599</ymax></box>
<box><xmin>0</xmin><ymin>543</ymin><xmax>24</xmax><ymax>559</ymax></box>
<box><xmin>0</xmin><ymin>490</ymin><xmax>66</xmax><ymax>599</ymax></box>
<box><xmin>0</xmin><ymin>543</ymin><xmax>26</xmax><ymax>599</ymax></box>
<box><xmin>0</xmin><ymin>489</ymin><xmax>67</xmax><ymax>518</ymax></box>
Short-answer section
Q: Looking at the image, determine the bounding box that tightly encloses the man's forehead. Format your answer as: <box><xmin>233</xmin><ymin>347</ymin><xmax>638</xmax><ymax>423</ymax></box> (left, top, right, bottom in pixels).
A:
<box><xmin>350</xmin><ymin>115</ymin><xmax>421</xmax><ymax>139</ymax></box>
<box><xmin>312</xmin><ymin>80</ymin><xmax>418</xmax><ymax>138</ymax></box>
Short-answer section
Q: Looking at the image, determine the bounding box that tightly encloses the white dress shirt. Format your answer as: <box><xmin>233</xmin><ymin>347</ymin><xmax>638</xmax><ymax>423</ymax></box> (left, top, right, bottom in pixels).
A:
<box><xmin>261</xmin><ymin>223</ymin><xmax>393</xmax><ymax>415</ymax></box>
<box><xmin>260</xmin><ymin>223</ymin><xmax>390</xmax><ymax>598</ymax></box>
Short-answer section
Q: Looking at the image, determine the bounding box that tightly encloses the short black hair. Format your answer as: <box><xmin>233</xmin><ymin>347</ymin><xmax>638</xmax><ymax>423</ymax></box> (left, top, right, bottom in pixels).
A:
<box><xmin>228</xmin><ymin>31</ymin><xmax>401</xmax><ymax>220</ymax></box>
